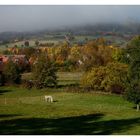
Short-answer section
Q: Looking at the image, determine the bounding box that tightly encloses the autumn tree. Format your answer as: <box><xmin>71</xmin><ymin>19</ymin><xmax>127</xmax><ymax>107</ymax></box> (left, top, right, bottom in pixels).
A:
<box><xmin>81</xmin><ymin>41</ymin><xmax>114</xmax><ymax>71</ymax></box>
<box><xmin>18</xmin><ymin>47</ymin><xmax>36</xmax><ymax>60</ymax></box>
<box><xmin>81</xmin><ymin>62</ymin><xmax>128</xmax><ymax>94</ymax></box>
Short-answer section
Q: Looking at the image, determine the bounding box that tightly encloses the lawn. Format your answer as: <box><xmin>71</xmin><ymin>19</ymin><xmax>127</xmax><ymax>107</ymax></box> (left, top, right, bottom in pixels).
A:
<box><xmin>22</xmin><ymin>72</ymin><xmax>83</xmax><ymax>86</ymax></box>
<box><xmin>57</xmin><ymin>72</ymin><xmax>83</xmax><ymax>86</ymax></box>
<box><xmin>0</xmin><ymin>40</ymin><xmax>60</xmax><ymax>48</ymax></box>
<box><xmin>0</xmin><ymin>86</ymin><xmax>140</xmax><ymax>135</ymax></box>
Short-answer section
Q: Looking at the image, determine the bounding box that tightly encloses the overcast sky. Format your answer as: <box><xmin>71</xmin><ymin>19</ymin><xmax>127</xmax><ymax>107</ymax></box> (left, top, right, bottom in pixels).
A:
<box><xmin>0</xmin><ymin>5</ymin><xmax>140</xmax><ymax>32</ymax></box>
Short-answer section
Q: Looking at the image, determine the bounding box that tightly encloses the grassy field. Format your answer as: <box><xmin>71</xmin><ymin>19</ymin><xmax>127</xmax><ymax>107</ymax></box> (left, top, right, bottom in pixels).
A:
<box><xmin>22</xmin><ymin>72</ymin><xmax>83</xmax><ymax>86</ymax></box>
<box><xmin>57</xmin><ymin>72</ymin><xmax>83</xmax><ymax>86</ymax></box>
<box><xmin>0</xmin><ymin>34</ymin><xmax>127</xmax><ymax>49</ymax></box>
<box><xmin>0</xmin><ymin>85</ymin><xmax>140</xmax><ymax>135</ymax></box>
<box><xmin>0</xmin><ymin>40</ymin><xmax>60</xmax><ymax>48</ymax></box>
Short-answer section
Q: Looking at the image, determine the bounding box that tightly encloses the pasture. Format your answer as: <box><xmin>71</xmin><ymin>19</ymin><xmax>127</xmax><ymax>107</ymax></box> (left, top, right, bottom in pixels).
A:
<box><xmin>0</xmin><ymin>40</ymin><xmax>60</xmax><ymax>48</ymax></box>
<box><xmin>22</xmin><ymin>72</ymin><xmax>83</xmax><ymax>86</ymax></box>
<box><xmin>0</xmin><ymin>34</ymin><xmax>126</xmax><ymax>50</ymax></box>
<box><xmin>0</xmin><ymin>86</ymin><xmax>140</xmax><ymax>135</ymax></box>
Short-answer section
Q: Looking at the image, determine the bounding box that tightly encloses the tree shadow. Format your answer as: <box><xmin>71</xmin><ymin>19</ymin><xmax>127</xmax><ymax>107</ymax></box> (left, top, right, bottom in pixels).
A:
<box><xmin>57</xmin><ymin>83</ymin><xmax>79</xmax><ymax>88</ymax></box>
<box><xmin>132</xmin><ymin>106</ymin><xmax>139</xmax><ymax>109</ymax></box>
<box><xmin>0</xmin><ymin>113</ymin><xmax>140</xmax><ymax>135</ymax></box>
<box><xmin>0</xmin><ymin>114</ymin><xmax>21</xmax><ymax>119</ymax></box>
<box><xmin>0</xmin><ymin>89</ymin><xmax>12</xmax><ymax>95</ymax></box>
<box><xmin>53</xmin><ymin>100</ymin><xmax>58</xmax><ymax>102</ymax></box>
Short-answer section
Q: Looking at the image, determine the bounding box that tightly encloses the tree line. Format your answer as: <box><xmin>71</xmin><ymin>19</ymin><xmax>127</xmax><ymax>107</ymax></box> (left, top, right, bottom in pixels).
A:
<box><xmin>1</xmin><ymin>36</ymin><xmax>140</xmax><ymax>110</ymax></box>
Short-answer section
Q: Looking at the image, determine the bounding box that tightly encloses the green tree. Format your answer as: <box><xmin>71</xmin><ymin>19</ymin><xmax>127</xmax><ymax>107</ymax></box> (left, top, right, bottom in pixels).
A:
<box><xmin>125</xmin><ymin>36</ymin><xmax>140</xmax><ymax>111</ymax></box>
<box><xmin>112</xmin><ymin>48</ymin><xmax>129</xmax><ymax>64</ymax></box>
<box><xmin>24</xmin><ymin>41</ymin><xmax>29</xmax><ymax>47</ymax></box>
<box><xmin>3</xmin><ymin>60</ymin><xmax>21</xmax><ymax>84</ymax></box>
<box><xmin>32</xmin><ymin>53</ymin><xmax>57</xmax><ymax>88</ymax></box>
<box><xmin>35</xmin><ymin>40</ymin><xmax>39</xmax><ymax>47</ymax></box>
<box><xmin>0</xmin><ymin>72</ymin><xmax>4</xmax><ymax>86</ymax></box>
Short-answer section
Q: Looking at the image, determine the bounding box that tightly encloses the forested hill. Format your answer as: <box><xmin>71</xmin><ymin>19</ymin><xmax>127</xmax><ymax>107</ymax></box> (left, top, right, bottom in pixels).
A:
<box><xmin>0</xmin><ymin>23</ymin><xmax>140</xmax><ymax>43</ymax></box>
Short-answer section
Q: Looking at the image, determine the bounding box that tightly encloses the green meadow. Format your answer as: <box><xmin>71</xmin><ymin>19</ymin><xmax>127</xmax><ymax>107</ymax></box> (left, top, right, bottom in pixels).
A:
<box><xmin>0</xmin><ymin>85</ymin><xmax>140</xmax><ymax>135</ymax></box>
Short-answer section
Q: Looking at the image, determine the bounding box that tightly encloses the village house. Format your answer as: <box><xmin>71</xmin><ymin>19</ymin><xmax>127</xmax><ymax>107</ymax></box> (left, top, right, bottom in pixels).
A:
<box><xmin>0</xmin><ymin>55</ymin><xmax>29</xmax><ymax>72</ymax></box>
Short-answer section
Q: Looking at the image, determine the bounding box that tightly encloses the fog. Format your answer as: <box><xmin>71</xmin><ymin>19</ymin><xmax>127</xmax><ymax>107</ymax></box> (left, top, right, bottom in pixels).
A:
<box><xmin>0</xmin><ymin>5</ymin><xmax>140</xmax><ymax>32</ymax></box>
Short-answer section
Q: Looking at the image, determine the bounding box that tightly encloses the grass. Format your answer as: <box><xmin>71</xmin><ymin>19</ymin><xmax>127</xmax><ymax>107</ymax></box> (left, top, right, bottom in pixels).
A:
<box><xmin>0</xmin><ymin>40</ymin><xmax>60</xmax><ymax>49</ymax></box>
<box><xmin>22</xmin><ymin>71</ymin><xmax>83</xmax><ymax>86</ymax></box>
<box><xmin>0</xmin><ymin>86</ymin><xmax>140</xmax><ymax>135</ymax></box>
<box><xmin>0</xmin><ymin>72</ymin><xmax>140</xmax><ymax>135</ymax></box>
<box><xmin>57</xmin><ymin>72</ymin><xmax>83</xmax><ymax>86</ymax></box>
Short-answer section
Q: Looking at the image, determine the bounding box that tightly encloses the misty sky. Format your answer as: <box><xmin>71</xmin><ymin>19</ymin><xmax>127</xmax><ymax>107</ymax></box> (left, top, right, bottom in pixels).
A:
<box><xmin>0</xmin><ymin>5</ymin><xmax>140</xmax><ymax>32</ymax></box>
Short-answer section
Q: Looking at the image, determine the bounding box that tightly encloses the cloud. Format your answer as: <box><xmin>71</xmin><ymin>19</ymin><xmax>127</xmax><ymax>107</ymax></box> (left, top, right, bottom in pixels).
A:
<box><xmin>0</xmin><ymin>5</ymin><xmax>139</xmax><ymax>32</ymax></box>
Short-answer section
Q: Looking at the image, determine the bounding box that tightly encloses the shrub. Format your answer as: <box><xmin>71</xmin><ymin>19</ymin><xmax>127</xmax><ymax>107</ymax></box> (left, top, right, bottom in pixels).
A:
<box><xmin>33</xmin><ymin>80</ymin><xmax>44</xmax><ymax>89</ymax></box>
<box><xmin>81</xmin><ymin>66</ymin><xmax>106</xmax><ymax>91</ymax></box>
<box><xmin>125</xmin><ymin>82</ymin><xmax>140</xmax><ymax>106</ymax></box>
<box><xmin>124</xmin><ymin>36</ymin><xmax>140</xmax><ymax>111</ymax></box>
<box><xmin>23</xmin><ymin>80</ymin><xmax>34</xmax><ymax>89</ymax></box>
<box><xmin>81</xmin><ymin>62</ymin><xmax>128</xmax><ymax>94</ymax></box>
<box><xmin>0</xmin><ymin>72</ymin><xmax>4</xmax><ymax>86</ymax></box>
<box><xmin>101</xmin><ymin>62</ymin><xmax>128</xmax><ymax>93</ymax></box>
<box><xmin>3</xmin><ymin>60</ymin><xmax>21</xmax><ymax>84</ymax></box>
<box><xmin>32</xmin><ymin>53</ymin><xmax>58</xmax><ymax>88</ymax></box>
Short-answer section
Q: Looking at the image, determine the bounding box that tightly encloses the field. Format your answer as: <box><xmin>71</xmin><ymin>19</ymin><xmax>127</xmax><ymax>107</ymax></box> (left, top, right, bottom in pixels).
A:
<box><xmin>22</xmin><ymin>72</ymin><xmax>83</xmax><ymax>86</ymax></box>
<box><xmin>0</xmin><ymin>40</ymin><xmax>60</xmax><ymax>48</ymax></box>
<box><xmin>0</xmin><ymin>34</ymin><xmax>127</xmax><ymax>50</ymax></box>
<box><xmin>0</xmin><ymin>86</ymin><xmax>140</xmax><ymax>134</ymax></box>
<box><xmin>0</xmin><ymin>72</ymin><xmax>140</xmax><ymax>135</ymax></box>
<box><xmin>0</xmin><ymin>65</ymin><xmax>140</xmax><ymax>135</ymax></box>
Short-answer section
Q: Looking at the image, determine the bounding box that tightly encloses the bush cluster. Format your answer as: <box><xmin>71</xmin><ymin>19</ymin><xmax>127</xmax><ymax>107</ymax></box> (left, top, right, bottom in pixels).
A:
<box><xmin>81</xmin><ymin>62</ymin><xmax>128</xmax><ymax>94</ymax></box>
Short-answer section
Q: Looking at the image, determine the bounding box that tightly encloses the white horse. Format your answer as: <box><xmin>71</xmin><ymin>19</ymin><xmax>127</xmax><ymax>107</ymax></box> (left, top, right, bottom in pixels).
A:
<box><xmin>44</xmin><ymin>95</ymin><xmax>53</xmax><ymax>103</ymax></box>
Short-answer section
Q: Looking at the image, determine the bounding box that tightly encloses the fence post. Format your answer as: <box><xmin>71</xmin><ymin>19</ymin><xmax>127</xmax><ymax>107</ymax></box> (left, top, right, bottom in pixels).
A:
<box><xmin>18</xmin><ymin>98</ymin><xmax>20</xmax><ymax>104</ymax></box>
<box><xmin>5</xmin><ymin>98</ymin><xmax>7</xmax><ymax>105</ymax></box>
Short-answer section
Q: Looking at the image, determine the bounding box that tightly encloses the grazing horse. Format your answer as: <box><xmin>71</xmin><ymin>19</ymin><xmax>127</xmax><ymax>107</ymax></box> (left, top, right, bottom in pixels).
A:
<box><xmin>44</xmin><ymin>95</ymin><xmax>53</xmax><ymax>103</ymax></box>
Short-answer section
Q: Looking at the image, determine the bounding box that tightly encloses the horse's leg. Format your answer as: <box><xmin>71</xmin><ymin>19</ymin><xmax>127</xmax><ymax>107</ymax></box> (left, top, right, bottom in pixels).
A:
<box><xmin>51</xmin><ymin>97</ymin><xmax>53</xmax><ymax>102</ymax></box>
